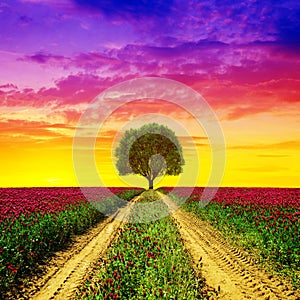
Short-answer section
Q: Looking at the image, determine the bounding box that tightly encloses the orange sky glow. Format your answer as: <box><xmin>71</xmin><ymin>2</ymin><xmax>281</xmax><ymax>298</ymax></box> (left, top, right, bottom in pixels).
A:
<box><xmin>1</xmin><ymin>98</ymin><xmax>299</xmax><ymax>188</ymax></box>
<box><xmin>1</xmin><ymin>0</ymin><xmax>299</xmax><ymax>188</ymax></box>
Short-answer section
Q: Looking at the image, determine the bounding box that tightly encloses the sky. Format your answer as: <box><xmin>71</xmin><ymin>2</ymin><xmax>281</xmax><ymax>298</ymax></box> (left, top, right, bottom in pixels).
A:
<box><xmin>0</xmin><ymin>0</ymin><xmax>300</xmax><ymax>188</ymax></box>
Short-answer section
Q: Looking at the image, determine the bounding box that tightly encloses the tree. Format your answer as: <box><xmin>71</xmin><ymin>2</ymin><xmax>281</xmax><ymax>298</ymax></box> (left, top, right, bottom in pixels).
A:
<box><xmin>115</xmin><ymin>123</ymin><xmax>184</xmax><ymax>189</ymax></box>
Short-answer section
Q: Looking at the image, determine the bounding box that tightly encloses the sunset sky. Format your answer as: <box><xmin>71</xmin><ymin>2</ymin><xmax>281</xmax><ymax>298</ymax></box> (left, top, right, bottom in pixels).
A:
<box><xmin>1</xmin><ymin>0</ymin><xmax>299</xmax><ymax>188</ymax></box>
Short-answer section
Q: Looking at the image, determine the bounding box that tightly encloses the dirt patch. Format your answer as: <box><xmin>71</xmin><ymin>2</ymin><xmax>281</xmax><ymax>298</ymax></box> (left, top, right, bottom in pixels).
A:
<box><xmin>160</xmin><ymin>193</ymin><xmax>300</xmax><ymax>300</ymax></box>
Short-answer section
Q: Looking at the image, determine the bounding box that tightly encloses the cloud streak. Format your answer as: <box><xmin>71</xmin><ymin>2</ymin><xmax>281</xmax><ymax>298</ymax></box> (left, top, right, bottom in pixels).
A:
<box><xmin>230</xmin><ymin>140</ymin><xmax>300</xmax><ymax>150</ymax></box>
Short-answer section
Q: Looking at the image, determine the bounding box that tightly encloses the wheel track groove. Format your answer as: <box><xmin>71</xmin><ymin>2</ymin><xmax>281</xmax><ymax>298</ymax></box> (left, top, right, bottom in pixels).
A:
<box><xmin>160</xmin><ymin>193</ymin><xmax>299</xmax><ymax>300</ymax></box>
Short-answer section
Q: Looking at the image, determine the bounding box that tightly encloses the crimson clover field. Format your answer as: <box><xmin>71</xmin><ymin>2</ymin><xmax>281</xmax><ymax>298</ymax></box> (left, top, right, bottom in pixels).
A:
<box><xmin>0</xmin><ymin>187</ymin><xmax>299</xmax><ymax>299</ymax></box>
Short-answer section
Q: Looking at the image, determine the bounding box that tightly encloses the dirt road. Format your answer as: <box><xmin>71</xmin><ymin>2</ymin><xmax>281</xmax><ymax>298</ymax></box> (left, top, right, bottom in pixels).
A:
<box><xmin>13</xmin><ymin>196</ymin><xmax>139</xmax><ymax>300</ymax></box>
<box><xmin>161</xmin><ymin>192</ymin><xmax>299</xmax><ymax>300</ymax></box>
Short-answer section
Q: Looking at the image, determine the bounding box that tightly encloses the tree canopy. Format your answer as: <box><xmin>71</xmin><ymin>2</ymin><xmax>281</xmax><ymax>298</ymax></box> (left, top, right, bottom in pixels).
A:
<box><xmin>115</xmin><ymin>123</ymin><xmax>184</xmax><ymax>189</ymax></box>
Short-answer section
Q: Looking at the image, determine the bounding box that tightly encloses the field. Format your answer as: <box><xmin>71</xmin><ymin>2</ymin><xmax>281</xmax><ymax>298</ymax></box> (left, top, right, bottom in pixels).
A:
<box><xmin>0</xmin><ymin>187</ymin><xmax>299</xmax><ymax>299</ymax></box>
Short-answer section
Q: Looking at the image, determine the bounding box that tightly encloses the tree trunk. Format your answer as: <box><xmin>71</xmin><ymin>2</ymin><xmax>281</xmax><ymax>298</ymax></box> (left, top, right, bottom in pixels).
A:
<box><xmin>148</xmin><ymin>177</ymin><xmax>154</xmax><ymax>190</ymax></box>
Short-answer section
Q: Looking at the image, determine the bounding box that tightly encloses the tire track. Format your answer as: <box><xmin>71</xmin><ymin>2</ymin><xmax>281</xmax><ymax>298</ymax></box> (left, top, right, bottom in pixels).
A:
<box><xmin>160</xmin><ymin>193</ymin><xmax>299</xmax><ymax>300</ymax></box>
<box><xmin>26</xmin><ymin>196</ymin><xmax>141</xmax><ymax>300</ymax></box>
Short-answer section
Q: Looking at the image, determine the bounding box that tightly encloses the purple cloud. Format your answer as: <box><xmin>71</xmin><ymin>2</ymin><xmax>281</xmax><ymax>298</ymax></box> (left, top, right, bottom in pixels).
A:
<box><xmin>20</xmin><ymin>51</ymin><xmax>123</xmax><ymax>70</ymax></box>
<box><xmin>22</xmin><ymin>52</ymin><xmax>68</xmax><ymax>64</ymax></box>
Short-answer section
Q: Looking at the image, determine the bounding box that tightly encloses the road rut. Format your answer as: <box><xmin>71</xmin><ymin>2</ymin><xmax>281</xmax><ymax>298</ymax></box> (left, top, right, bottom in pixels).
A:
<box><xmin>161</xmin><ymin>192</ymin><xmax>299</xmax><ymax>300</ymax></box>
<box><xmin>15</xmin><ymin>197</ymin><xmax>139</xmax><ymax>300</ymax></box>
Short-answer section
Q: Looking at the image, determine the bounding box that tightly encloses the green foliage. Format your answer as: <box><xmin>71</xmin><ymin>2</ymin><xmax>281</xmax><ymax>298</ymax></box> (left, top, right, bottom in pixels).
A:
<box><xmin>115</xmin><ymin>123</ymin><xmax>184</xmax><ymax>189</ymax></box>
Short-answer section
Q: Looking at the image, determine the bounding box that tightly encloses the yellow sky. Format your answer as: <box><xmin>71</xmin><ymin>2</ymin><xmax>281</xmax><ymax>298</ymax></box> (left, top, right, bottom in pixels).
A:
<box><xmin>1</xmin><ymin>100</ymin><xmax>299</xmax><ymax>188</ymax></box>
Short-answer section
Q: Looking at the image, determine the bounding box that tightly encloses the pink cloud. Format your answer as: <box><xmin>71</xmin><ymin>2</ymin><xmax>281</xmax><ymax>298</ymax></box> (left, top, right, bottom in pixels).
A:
<box><xmin>0</xmin><ymin>83</ymin><xmax>18</xmax><ymax>90</ymax></box>
<box><xmin>38</xmin><ymin>73</ymin><xmax>132</xmax><ymax>106</ymax></box>
<box><xmin>1</xmin><ymin>70</ymin><xmax>299</xmax><ymax>123</ymax></box>
<box><xmin>177</xmin><ymin>76</ymin><xmax>300</xmax><ymax>120</ymax></box>
<box><xmin>0</xmin><ymin>87</ymin><xmax>37</xmax><ymax>107</ymax></box>
<box><xmin>0</xmin><ymin>73</ymin><xmax>139</xmax><ymax>111</ymax></box>
<box><xmin>15</xmin><ymin>40</ymin><xmax>300</xmax><ymax>94</ymax></box>
<box><xmin>1</xmin><ymin>35</ymin><xmax>299</xmax><ymax>122</ymax></box>
<box><xmin>255</xmin><ymin>79</ymin><xmax>300</xmax><ymax>103</ymax></box>
<box><xmin>72</xmin><ymin>52</ymin><xmax>123</xmax><ymax>70</ymax></box>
